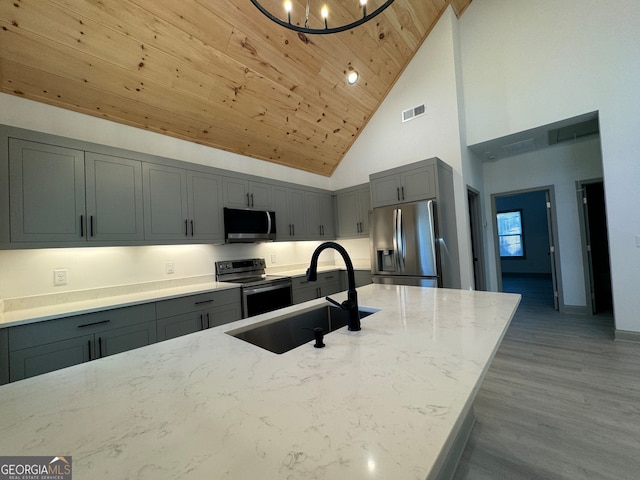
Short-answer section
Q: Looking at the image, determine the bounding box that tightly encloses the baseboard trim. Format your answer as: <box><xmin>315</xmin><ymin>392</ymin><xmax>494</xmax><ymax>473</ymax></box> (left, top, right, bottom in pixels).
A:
<box><xmin>615</xmin><ymin>330</ymin><xmax>640</xmax><ymax>343</ymax></box>
<box><xmin>560</xmin><ymin>304</ymin><xmax>590</xmax><ymax>315</ymax></box>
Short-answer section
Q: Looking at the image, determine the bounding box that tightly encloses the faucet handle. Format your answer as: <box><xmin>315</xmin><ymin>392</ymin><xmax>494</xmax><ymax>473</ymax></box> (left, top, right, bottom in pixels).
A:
<box><xmin>324</xmin><ymin>296</ymin><xmax>342</xmax><ymax>309</ymax></box>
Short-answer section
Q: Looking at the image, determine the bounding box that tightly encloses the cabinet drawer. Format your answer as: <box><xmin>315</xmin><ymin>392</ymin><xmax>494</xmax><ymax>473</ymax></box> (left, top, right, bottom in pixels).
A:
<box><xmin>8</xmin><ymin>303</ymin><xmax>156</xmax><ymax>351</ymax></box>
<box><xmin>155</xmin><ymin>288</ymin><xmax>240</xmax><ymax>319</ymax></box>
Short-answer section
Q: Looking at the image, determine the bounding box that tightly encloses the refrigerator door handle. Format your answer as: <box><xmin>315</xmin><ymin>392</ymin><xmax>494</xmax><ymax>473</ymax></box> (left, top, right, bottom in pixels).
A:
<box><xmin>397</xmin><ymin>208</ymin><xmax>405</xmax><ymax>272</ymax></box>
<box><xmin>392</xmin><ymin>208</ymin><xmax>399</xmax><ymax>271</ymax></box>
<box><xmin>427</xmin><ymin>200</ymin><xmax>438</xmax><ymax>277</ymax></box>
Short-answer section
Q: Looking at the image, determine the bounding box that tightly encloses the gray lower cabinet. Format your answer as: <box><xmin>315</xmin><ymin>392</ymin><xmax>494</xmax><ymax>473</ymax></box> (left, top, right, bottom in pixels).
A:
<box><xmin>0</xmin><ymin>329</ymin><xmax>9</xmax><ymax>385</ymax></box>
<box><xmin>156</xmin><ymin>288</ymin><xmax>242</xmax><ymax>341</ymax></box>
<box><xmin>8</xmin><ymin>303</ymin><xmax>157</xmax><ymax>382</ymax></box>
<box><xmin>292</xmin><ymin>271</ymin><xmax>342</xmax><ymax>304</ymax></box>
<box><xmin>336</xmin><ymin>184</ymin><xmax>370</xmax><ymax>238</ymax></box>
<box><xmin>341</xmin><ymin>269</ymin><xmax>373</xmax><ymax>290</ymax></box>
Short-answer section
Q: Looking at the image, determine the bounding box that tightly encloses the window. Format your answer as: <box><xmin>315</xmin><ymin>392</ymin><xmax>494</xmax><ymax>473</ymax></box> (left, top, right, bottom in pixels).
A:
<box><xmin>497</xmin><ymin>210</ymin><xmax>524</xmax><ymax>258</ymax></box>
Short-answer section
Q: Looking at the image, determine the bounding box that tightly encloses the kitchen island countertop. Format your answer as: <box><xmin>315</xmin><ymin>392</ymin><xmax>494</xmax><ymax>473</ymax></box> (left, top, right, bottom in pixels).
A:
<box><xmin>0</xmin><ymin>284</ymin><xmax>520</xmax><ymax>479</ymax></box>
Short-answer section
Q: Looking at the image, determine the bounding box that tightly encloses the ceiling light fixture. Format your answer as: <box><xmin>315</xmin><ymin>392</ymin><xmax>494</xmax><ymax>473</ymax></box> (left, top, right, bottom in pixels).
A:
<box><xmin>347</xmin><ymin>70</ymin><xmax>359</xmax><ymax>85</ymax></box>
<box><xmin>250</xmin><ymin>0</ymin><xmax>396</xmax><ymax>35</ymax></box>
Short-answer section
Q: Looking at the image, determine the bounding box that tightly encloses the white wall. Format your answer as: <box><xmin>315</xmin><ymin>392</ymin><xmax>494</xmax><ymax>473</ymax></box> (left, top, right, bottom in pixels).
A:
<box><xmin>459</xmin><ymin>0</ymin><xmax>640</xmax><ymax>331</ymax></box>
<box><xmin>334</xmin><ymin>7</ymin><xmax>474</xmax><ymax>289</ymax></box>
<box><xmin>0</xmin><ymin>239</ymin><xmax>365</xmax><ymax>299</ymax></box>
<box><xmin>483</xmin><ymin>137</ymin><xmax>603</xmax><ymax>307</ymax></box>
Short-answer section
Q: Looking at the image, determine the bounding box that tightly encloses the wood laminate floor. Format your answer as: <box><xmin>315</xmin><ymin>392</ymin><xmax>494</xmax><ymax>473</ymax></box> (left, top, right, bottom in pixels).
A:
<box><xmin>454</xmin><ymin>275</ymin><xmax>640</xmax><ymax>480</ymax></box>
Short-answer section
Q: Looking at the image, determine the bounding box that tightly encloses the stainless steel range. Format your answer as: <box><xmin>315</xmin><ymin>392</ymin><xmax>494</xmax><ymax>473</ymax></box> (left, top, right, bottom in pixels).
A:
<box><xmin>215</xmin><ymin>258</ymin><xmax>292</xmax><ymax>318</ymax></box>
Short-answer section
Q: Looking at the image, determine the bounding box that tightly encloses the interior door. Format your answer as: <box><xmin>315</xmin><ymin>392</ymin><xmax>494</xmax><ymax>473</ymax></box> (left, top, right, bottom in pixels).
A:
<box><xmin>545</xmin><ymin>191</ymin><xmax>560</xmax><ymax>311</ymax></box>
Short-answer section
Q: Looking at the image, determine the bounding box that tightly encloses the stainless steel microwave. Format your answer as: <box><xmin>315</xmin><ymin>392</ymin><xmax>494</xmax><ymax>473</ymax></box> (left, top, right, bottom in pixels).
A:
<box><xmin>223</xmin><ymin>208</ymin><xmax>276</xmax><ymax>243</ymax></box>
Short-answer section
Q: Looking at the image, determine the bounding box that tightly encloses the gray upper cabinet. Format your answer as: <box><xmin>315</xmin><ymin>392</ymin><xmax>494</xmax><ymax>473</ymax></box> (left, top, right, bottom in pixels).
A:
<box><xmin>9</xmin><ymin>139</ymin><xmax>143</xmax><ymax>244</ymax></box>
<box><xmin>273</xmin><ymin>185</ymin><xmax>307</xmax><ymax>240</ymax></box>
<box><xmin>143</xmin><ymin>164</ymin><xmax>224</xmax><ymax>243</ymax></box>
<box><xmin>143</xmin><ymin>163</ymin><xmax>190</xmax><ymax>241</ymax></box>
<box><xmin>370</xmin><ymin>163</ymin><xmax>436</xmax><ymax>207</ymax></box>
<box><xmin>9</xmin><ymin>139</ymin><xmax>85</xmax><ymax>243</ymax></box>
<box><xmin>187</xmin><ymin>170</ymin><xmax>224</xmax><ymax>242</ymax></box>
<box><xmin>85</xmin><ymin>152</ymin><xmax>144</xmax><ymax>242</ymax></box>
<box><xmin>223</xmin><ymin>177</ymin><xmax>272</xmax><ymax>210</ymax></box>
<box><xmin>306</xmin><ymin>192</ymin><xmax>335</xmax><ymax>240</ymax></box>
<box><xmin>1</xmin><ymin>126</ymin><xmax>340</xmax><ymax>249</ymax></box>
<box><xmin>336</xmin><ymin>184</ymin><xmax>370</xmax><ymax>238</ymax></box>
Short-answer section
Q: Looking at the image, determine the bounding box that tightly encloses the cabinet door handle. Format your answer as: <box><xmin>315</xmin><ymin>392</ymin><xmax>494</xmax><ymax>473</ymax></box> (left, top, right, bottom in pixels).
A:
<box><xmin>190</xmin><ymin>220</ymin><xmax>194</xmax><ymax>236</ymax></box>
<box><xmin>325</xmin><ymin>276</ymin><xmax>334</xmax><ymax>280</ymax></box>
<box><xmin>206</xmin><ymin>312</ymin><xmax>211</xmax><ymax>329</ymax></box>
<box><xmin>90</xmin><ymin>215</ymin><xmax>95</xmax><ymax>237</ymax></box>
<box><xmin>195</xmin><ymin>299</ymin><xmax>214</xmax><ymax>305</ymax></box>
<box><xmin>88</xmin><ymin>340</ymin><xmax>92</xmax><ymax>361</ymax></box>
<box><xmin>185</xmin><ymin>219</ymin><xmax>189</xmax><ymax>236</ymax></box>
<box><xmin>397</xmin><ymin>187</ymin><xmax>400</xmax><ymax>201</ymax></box>
<box><xmin>289</xmin><ymin>224</ymin><xmax>292</xmax><ymax>236</ymax></box>
<box><xmin>77</xmin><ymin>319</ymin><xmax>111</xmax><ymax>329</ymax></box>
<box><xmin>98</xmin><ymin>337</ymin><xmax>103</xmax><ymax>358</ymax></box>
<box><xmin>80</xmin><ymin>215</ymin><xmax>85</xmax><ymax>238</ymax></box>
<box><xmin>200</xmin><ymin>313</ymin><xmax>204</xmax><ymax>330</ymax></box>
<box><xmin>401</xmin><ymin>186</ymin><xmax>405</xmax><ymax>200</ymax></box>
<box><xmin>250</xmin><ymin>194</ymin><xmax>254</xmax><ymax>207</ymax></box>
<box><xmin>246</xmin><ymin>193</ymin><xmax>250</xmax><ymax>207</ymax></box>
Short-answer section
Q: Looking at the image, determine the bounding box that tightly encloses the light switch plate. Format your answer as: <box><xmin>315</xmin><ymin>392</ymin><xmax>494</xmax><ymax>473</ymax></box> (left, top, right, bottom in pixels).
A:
<box><xmin>166</xmin><ymin>262</ymin><xmax>175</xmax><ymax>274</ymax></box>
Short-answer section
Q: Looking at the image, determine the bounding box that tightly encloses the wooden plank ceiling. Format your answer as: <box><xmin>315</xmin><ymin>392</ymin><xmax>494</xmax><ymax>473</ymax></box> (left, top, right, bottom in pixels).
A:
<box><xmin>0</xmin><ymin>0</ymin><xmax>471</xmax><ymax>176</ymax></box>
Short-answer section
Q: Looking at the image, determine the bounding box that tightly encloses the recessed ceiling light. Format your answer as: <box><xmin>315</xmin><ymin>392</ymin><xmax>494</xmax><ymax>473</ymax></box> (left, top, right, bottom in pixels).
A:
<box><xmin>347</xmin><ymin>70</ymin><xmax>359</xmax><ymax>85</ymax></box>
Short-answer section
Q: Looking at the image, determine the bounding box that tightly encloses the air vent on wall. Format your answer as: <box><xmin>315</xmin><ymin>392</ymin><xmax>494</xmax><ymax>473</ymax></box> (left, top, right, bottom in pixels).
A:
<box><xmin>548</xmin><ymin>118</ymin><xmax>599</xmax><ymax>145</ymax></box>
<box><xmin>402</xmin><ymin>104</ymin><xmax>426</xmax><ymax>123</ymax></box>
<box><xmin>501</xmin><ymin>138</ymin><xmax>537</xmax><ymax>156</ymax></box>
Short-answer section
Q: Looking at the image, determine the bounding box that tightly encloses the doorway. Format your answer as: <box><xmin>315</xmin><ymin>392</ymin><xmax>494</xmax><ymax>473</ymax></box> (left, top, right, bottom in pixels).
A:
<box><xmin>577</xmin><ymin>180</ymin><xmax>613</xmax><ymax>314</ymax></box>
<box><xmin>492</xmin><ymin>187</ymin><xmax>562</xmax><ymax>310</ymax></box>
<box><xmin>467</xmin><ymin>187</ymin><xmax>486</xmax><ymax>290</ymax></box>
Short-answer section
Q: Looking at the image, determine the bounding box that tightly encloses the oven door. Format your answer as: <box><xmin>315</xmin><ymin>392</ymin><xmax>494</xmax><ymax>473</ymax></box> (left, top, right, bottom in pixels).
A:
<box><xmin>242</xmin><ymin>279</ymin><xmax>293</xmax><ymax>318</ymax></box>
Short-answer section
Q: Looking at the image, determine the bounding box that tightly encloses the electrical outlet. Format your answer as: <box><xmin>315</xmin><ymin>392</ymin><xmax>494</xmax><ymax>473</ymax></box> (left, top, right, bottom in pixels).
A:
<box><xmin>270</xmin><ymin>253</ymin><xmax>277</xmax><ymax>264</ymax></box>
<box><xmin>166</xmin><ymin>262</ymin><xmax>175</xmax><ymax>274</ymax></box>
<box><xmin>53</xmin><ymin>269</ymin><xmax>68</xmax><ymax>286</ymax></box>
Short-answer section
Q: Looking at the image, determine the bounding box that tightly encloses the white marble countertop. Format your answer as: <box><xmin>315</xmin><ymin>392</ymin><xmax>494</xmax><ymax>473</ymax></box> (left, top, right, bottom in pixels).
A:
<box><xmin>0</xmin><ymin>277</ymin><xmax>240</xmax><ymax>328</ymax></box>
<box><xmin>0</xmin><ymin>264</ymin><xmax>370</xmax><ymax>328</ymax></box>
<box><xmin>0</xmin><ymin>284</ymin><xmax>520</xmax><ymax>479</ymax></box>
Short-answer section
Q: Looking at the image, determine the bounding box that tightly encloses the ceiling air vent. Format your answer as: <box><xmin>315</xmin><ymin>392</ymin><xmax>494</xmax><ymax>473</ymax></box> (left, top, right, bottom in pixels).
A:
<box><xmin>402</xmin><ymin>104</ymin><xmax>426</xmax><ymax>123</ymax></box>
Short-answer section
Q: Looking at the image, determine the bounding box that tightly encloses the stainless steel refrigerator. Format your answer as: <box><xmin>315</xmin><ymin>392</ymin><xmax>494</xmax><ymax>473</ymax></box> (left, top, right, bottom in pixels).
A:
<box><xmin>370</xmin><ymin>200</ymin><xmax>446</xmax><ymax>287</ymax></box>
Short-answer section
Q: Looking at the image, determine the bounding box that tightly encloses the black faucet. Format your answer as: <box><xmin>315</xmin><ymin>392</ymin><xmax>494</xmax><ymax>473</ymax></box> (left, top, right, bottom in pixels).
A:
<box><xmin>306</xmin><ymin>241</ymin><xmax>361</xmax><ymax>331</ymax></box>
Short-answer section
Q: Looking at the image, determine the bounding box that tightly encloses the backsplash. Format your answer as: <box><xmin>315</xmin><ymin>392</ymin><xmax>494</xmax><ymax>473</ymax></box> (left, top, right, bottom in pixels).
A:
<box><xmin>0</xmin><ymin>238</ymin><xmax>370</xmax><ymax>299</ymax></box>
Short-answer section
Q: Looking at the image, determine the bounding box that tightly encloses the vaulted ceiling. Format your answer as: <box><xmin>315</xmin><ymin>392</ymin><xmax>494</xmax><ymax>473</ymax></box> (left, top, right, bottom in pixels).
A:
<box><xmin>0</xmin><ymin>0</ymin><xmax>471</xmax><ymax>176</ymax></box>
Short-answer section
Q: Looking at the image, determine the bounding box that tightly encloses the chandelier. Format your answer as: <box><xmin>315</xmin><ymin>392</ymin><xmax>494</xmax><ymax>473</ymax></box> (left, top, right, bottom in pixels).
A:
<box><xmin>250</xmin><ymin>0</ymin><xmax>396</xmax><ymax>35</ymax></box>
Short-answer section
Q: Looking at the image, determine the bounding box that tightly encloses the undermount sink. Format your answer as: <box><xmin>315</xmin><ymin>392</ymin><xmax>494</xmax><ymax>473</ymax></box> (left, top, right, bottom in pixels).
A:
<box><xmin>226</xmin><ymin>305</ymin><xmax>379</xmax><ymax>354</ymax></box>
